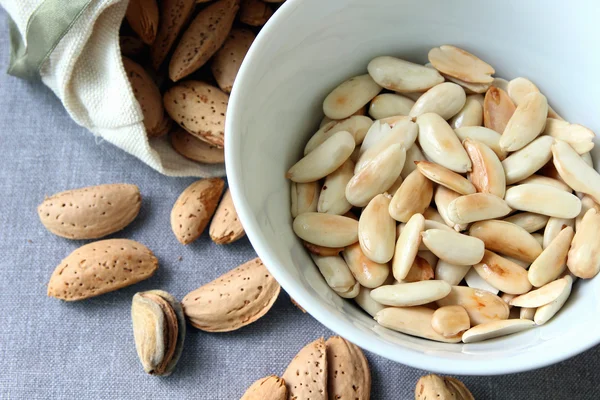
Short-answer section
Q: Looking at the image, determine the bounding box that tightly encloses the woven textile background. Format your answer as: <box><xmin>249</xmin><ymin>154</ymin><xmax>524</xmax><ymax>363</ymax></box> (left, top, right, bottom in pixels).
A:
<box><xmin>0</xmin><ymin>9</ymin><xmax>599</xmax><ymax>399</ymax></box>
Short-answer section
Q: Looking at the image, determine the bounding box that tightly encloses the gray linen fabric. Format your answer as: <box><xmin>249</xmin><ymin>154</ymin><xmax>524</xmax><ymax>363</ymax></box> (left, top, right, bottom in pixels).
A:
<box><xmin>0</xmin><ymin>9</ymin><xmax>599</xmax><ymax>399</ymax></box>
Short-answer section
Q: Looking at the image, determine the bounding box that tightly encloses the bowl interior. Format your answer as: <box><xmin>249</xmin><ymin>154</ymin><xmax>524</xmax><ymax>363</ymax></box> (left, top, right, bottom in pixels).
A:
<box><xmin>226</xmin><ymin>0</ymin><xmax>600</xmax><ymax>374</ymax></box>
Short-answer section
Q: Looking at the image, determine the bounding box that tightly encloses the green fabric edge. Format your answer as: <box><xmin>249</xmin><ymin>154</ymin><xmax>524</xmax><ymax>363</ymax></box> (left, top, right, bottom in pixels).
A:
<box><xmin>7</xmin><ymin>0</ymin><xmax>95</xmax><ymax>80</ymax></box>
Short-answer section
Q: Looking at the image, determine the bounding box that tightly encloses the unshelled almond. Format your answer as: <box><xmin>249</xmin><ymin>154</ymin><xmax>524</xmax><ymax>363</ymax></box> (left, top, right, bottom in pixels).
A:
<box><xmin>209</xmin><ymin>189</ymin><xmax>245</xmax><ymax>244</ymax></box>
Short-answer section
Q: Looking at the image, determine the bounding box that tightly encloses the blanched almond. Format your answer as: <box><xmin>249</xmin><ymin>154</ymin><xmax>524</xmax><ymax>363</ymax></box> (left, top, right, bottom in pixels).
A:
<box><xmin>436</xmin><ymin>286</ymin><xmax>509</xmax><ymax>325</ymax></box>
<box><xmin>304</xmin><ymin>116</ymin><xmax>373</xmax><ymax>154</ymax></box>
<box><xmin>428</xmin><ymin>45</ymin><xmax>494</xmax><ymax>84</ymax></box>
<box><xmin>293</xmin><ymin>213</ymin><xmax>358</xmax><ymax>247</ymax></box>
<box><xmin>500</xmin><ymin>92</ymin><xmax>548</xmax><ymax>152</ymax></box>
<box><xmin>483</xmin><ymin>87</ymin><xmax>516</xmax><ymax>134</ymax></box>
<box><xmin>317</xmin><ymin>159</ymin><xmax>354</xmax><ymax>215</ymax></box>
<box><xmin>337</xmin><ymin>282</ymin><xmax>360</xmax><ymax>299</ymax></box>
<box><xmin>454</xmin><ymin>126</ymin><xmax>507</xmax><ymax>160</ymax></box>
<box><xmin>576</xmin><ymin>195</ymin><xmax>600</xmax><ymax>232</ymax></box>
<box><xmin>447</xmin><ymin>193</ymin><xmax>511</xmax><ymax>224</ymax></box>
<box><xmin>421</xmin><ymin>229</ymin><xmax>485</xmax><ymax>266</ymax></box>
<box><xmin>542</xmin><ymin>217</ymin><xmax>574</xmax><ymax>249</ymax></box>
<box><xmin>417</xmin><ymin>113</ymin><xmax>472</xmax><ymax>173</ymax></box>
<box><xmin>392</xmin><ymin>213</ymin><xmax>424</xmax><ymax>280</ymax></box>
<box><xmin>424</xmin><ymin>207</ymin><xmax>446</xmax><ymax>225</ymax></box>
<box><xmin>534</xmin><ymin>275</ymin><xmax>573</xmax><ymax>325</ymax></box>
<box><xmin>342</xmin><ymin>243</ymin><xmax>390</xmax><ymax>288</ymax></box>
<box><xmin>431</xmin><ymin>305</ymin><xmax>470</xmax><ymax>337</ymax></box>
<box><xmin>371</xmin><ymin>280</ymin><xmax>451</xmax><ymax>307</ymax></box>
<box><xmin>567</xmin><ymin>208</ymin><xmax>600</xmax><ymax>278</ymax></box>
<box><xmin>359</xmin><ymin>195</ymin><xmax>396</xmax><ymax>263</ymax></box>
<box><xmin>303</xmin><ymin>242</ymin><xmax>344</xmax><ymax>257</ymax></box>
<box><xmin>401</xmin><ymin>145</ymin><xmax>426</xmax><ymax>178</ymax></box>
<box><xmin>529</xmin><ymin>226</ymin><xmax>573</xmax><ymax>287</ymax></box>
<box><xmin>369</xmin><ymin>93</ymin><xmax>415</xmax><ymax>119</ymax></box>
<box><xmin>409</xmin><ymin>82</ymin><xmax>466</xmax><ymax>119</ymax></box>
<box><xmin>463</xmin><ymin>139</ymin><xmax>506</xmax><ymax>198</ymax></box>
<box><xmin>517</xmin><ymin>174</ymin><xmax>572</xmax><ymax>193</ymax></box>
<box><xmin>416</xmin><ymin>161</ymin><xmax>476</xmax><ymax>195</ymax></box>
<box><xmin>474</xmin><ymin>250</ymin><xmax>531</xmax><ymax>294</ymax></box>
<box><xmin>510</xmin><ymin>278</ymin><xmax>569</xmax><ymax>308</ymax></box>
<box><xmin>450</xmin><ymin>95</ymin><xmax>484</xmax><ymax>128</ymax></box>
<box><xmin>311</xmin><ymin>254</ymin><xmax>356</xmax><ymax>294</ymax></box>
<box><xmin>354</xmin><ymin>286</ymin><xmax>386</xmax><ymax>317</ymax></box>
<box><xmin>375</xmin><ymin>307</ymin><xmax>462</xmax><ymax>343</ymax></box>
<box><xmin>290</xmin><ymin>181</ymin><xmax>320</xmax><ymax>218</ymax></box>
<box><xmin>434</xmin><ymin>186</ymin><xmax>468</xmax><ymax>231</ymax></box>
<box><xmin>469</xmin><ymin>220</ymin><xmax>542</xmax><ymax>262</ymax></box>
<box><xmin>461</xmin><ymin>319</ymin><xmax>535</xmax><ymax>343</ymax></box>
<box><xmin>355</xmin><ymin>119</ymin><xmax>415</xmax><ymax>173</ymax></box>
<box><xmin>506</xmin><ymin>77</ymin><xmax>539</xmax><ymax>106</ymax></box>
<box><xmin>443</xmin><ymin>74</ymin><xmax>491</xmax><ymax>94</ymax></box>
<box><xmin>389</xmin><ymin>169</ymin><xmax>433</xmax><ymax>223</ymax></box>
<box><xmin>552</xmin><ymin>139</ymin><xmax>600</xmax><ymax>203</ymax></box>
<box><xmin>501</xmin><ymin>136</ymin><xmax>554</xmax><ymax>184</ymax></box>
<box><xmin>503</xmin><ymin>212</ymin><xmax>549</xmax><ymax>233</ymax></box>
<box><xmin>404</xmin><ymin>255</ymin><xmax>435</xmax><ymax>282</ymax></box>
<box><xmin>520</xmin><ymin>307</ymin><xmax>536</xmax><ymax>320</ymax></box>
<box><xmin>345</xmin><ymin>144</ymin><xmax>404</xmax><ymax>207</ymax></box>
<box><xmin>491</xmin><ymin>77</ymin><xmax>509</xmax><ymax>92</ymax></box>
<box><xmin>464</xmin><ymin>267</ymin><xmax>499</xmax><ymax>295</ymax></box>
<box><xmin>323</xmin><ymin>74</ymin><xmax>382</xmax><ymax>119</ymax></box>
<box><xmin>435</xmin><ymin>260</ymin><xmax>471</xmax><ymax>286</ymax></box>
<box><xmin>543</xmin><ymin>118</ymin><xmax>595</xmax><ymax>154</ymax></box>
<box><xmin>367</xmin><ymin>56</ymin><xmax>444</xmax><ymax>93</ymax></box>
<box><xmin>505</xmin><ymin>184</ymin><xmax>581</xmax><ymax>218</ymax></box>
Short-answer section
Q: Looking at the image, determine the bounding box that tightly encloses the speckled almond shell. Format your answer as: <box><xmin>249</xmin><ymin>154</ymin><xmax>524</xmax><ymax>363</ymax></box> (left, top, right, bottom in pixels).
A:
<box><xmin>150</xmin><ymin>0</ymin><xmax>196</xmax><ymax>69</ymax></box>
<box><xmin>170</xmin><ymin>128</ymin><xmax>225</xmax><ymax>163</ymax></box>
<box><xmin>239</xmin><ymin>0</ymin><xmax>273</xmax><ymax>27</ymax></box>
<box><xmin>282</xmin><ymin>337</ymin><xmax>328</xmax><ymax>400</ymax></box>
<box><xmin>170</xmin><ymin>178</ymin><xmax>224</xmax><ymax>245</ymax></box>
<box><xmin>211</xmin><ymin>28</ymin><xmax>255</xmax><ymax>93</ymax></box>
<box><xmin>47</xmin><ymin>239</ymin><xmax>158</xmax><ymax>301</ymax></box>
<box><xmin>415</xmin><ymin>375</ymin><xmax>454</xmax><ymax>400</ymax></box>
<box><xmin>125</xmin><ymin>0</ymin><xmax>159</xmax><ymax>45</ymax></box>
<box><xmin>209</xmin><ymin>189</ymin><xmax>245</xmax><ymax>244</ymax></box>
<box><xmin>168</xmin><ymin>0</ymin><xmax>240</xmax><ymax>82</ymax></box>
<box><xmin>181</xmin><ymin>257</ymin><xmax>280</xmax><ymax>332</ymax></box>
<box><xmin>164</xmin><ymin>81</ymin><xmax>228</xmax><ymax>148</ymax></box>
<box><xmin>37</xmin><ymin>183</ymin><xmax>141</xmax><ymax>240</ymax></box>
<box><xmin>240</xmin><ymin>376</ymin><xmax>288</xmax><ymax>400</ymax></box>
<box><xmin>123</xmin><ymin>57</ymin><xmax>170</xmax><ymax>137</ymax></box>
<box><xmin>326</xmin><ymin>336</ymin><xmax>371</xmax><ymax>400</ymax></box>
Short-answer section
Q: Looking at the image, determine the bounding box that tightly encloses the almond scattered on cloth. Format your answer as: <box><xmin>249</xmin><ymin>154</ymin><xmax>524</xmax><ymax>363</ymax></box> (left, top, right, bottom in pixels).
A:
<box><xmin>282</xmin><ymin>338</ymin><xmax>328</xmax><ymax>400</ymax></box>
<box><xmin>240</xmin><ymin>376</ymin><xmax>287</xmax><ymax>400</ymax></box>
<box><xmin>209</xmin><ymin>188</ymin><xmax>246</xmax><ymax>244</ymax></box>
<box><xmin>37</xmin><ymin>184</ymin><xmax>141</xmax><ymax>240</ymax></box>
<box><xmin>47</xmin><ymin>239</ymin><xmax>158</xmax><ymax>301</ymax></box>
<box><xmin>170</xmin><ymin>178</ymin><xmax>225</xmax><ymax>245</ymax></box>
<box><xmin>415</xmin><ymin>374</ymin><xmax>474</xmax><ymax>400</ymax></box>
<box><xmin>181</xmin><ymin>257</ymin><xmax>280</xmax><ymax>331</ymax></box>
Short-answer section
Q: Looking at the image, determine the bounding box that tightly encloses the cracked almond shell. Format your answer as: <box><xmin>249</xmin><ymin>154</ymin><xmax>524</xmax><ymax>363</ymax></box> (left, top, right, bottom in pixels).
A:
<box><xmin>171</xmin><ymin>178</ymin><xmax>225</xmax><ymax>245</ymax></box>
<box><xmin>164</xmin><ymin>81</ymin><xmax>229</xmax><ymax>148</ymax></box>
<box><xmin>241</xmin><ymin>376</ymin><xmax>287</xmax><ymax>400</ymax></box>
<box><xmin>182</xmin><ymin>257</ymin><xmax>280</xmax><ymax>331</ymax></box>
<box><xmin>38</xmin><ymin>183</ymin><xmax>141</xmax><ymax>240</ymax></box>
<box><xmin>47</xmin><ymin>239</ymin><xmax>158</xmax><ymax>301</ymax></box>
<box><xmin>209</xmin><ymin>188</ymin><xmax>245</xmax><ymax>244</ymax></box>
<box><xmin>131</xmin><ymin>290</ymin><xmax>185</xmax><ymax>376</ymax></box>
<box><xmin>282</xmin><ymin>338</ymin><xmax>328</xmax><ymax>400</ymax></box>
<box><xmin>169</xmin><ymin>0</ymin><xmax>240</xmax><ymax>81</ymax></box>
<box><xmin>326</xmin><ymin>336</ymin><xmax>371</xmax><ymax>400</ymax></box>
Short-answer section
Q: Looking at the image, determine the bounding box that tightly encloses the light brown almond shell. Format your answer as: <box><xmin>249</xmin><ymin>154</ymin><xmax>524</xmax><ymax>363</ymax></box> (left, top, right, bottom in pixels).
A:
<box><xmin>170</xmin><ymin>178</ymin><xmax>225</xmax><ymax>245</ymax></box>
<box><xmin>37</xmin><ymin>183</ymin><xmax>141</xmax><ymax>240</ymax></box>
<box><xmin>48</xmin><ymin>239</ymin><xmax>158</xmax><ymax>301</ymax></box>
<box><xmin>239</xmin><ymin>0</ymin><xmax>273</xmax><ymax>26</ymax></box>
<box><xmin>150</xmin><ymin>0</ymin><xmax>196</xmax><ymax>69</ymax></box>
<box><xmin>326</xmin><ymin>336</ymin><xmax>371</xmax><ymax>400</ymax></box>
<box><xmin>283</xmin><ymin>338</ymin><xmax>328</xmax><ymax>400</ymax></box>
<box><xmin>209</xmin><ymin>188</ymin><xmax>246</xmax><ymax>244</ymax></box>
<box><xmin>125</xmin><ymin>0</ymin><xmax>159</xmax><ymax>45</ymax></box>
<box><xmin>211</xmin><ymin>28</ymin><xmax>255</xmax><ymax>93</ymax></box>
<box><xmin>182</xmin><ymin>257</ymin><xmax>280</xmax><ymax>332</ymax></box>
<box><xmin>240</xmin><ymin>376</ymin><xmax>287</xmax><ymax>400</ymax></box>
<box><xmin>170</xmin><ymin>128</ymin><xmax>225</xmax><ymax>164</ymax></box>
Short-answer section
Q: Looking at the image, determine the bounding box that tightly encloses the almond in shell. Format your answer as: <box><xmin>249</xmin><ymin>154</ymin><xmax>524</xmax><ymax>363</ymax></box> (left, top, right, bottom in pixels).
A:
<box><xmin>416</xmin><ymin>374</ymin><xmax>474</xmax><ymax>400</ymax></box>
<box><xmin>211</xmin><ymin>28</ymin><xmax>255</xmax><ymax>93</ymax></box>
<box><xmin>239</xmin><ymin>0</ymin><xmax>273</xmax><ymax>26</ymax></box>
<box><xmin>326</xmin><ymin>336</ymin><xmax>371</xmax><ymax>400</ymax></box>
<box><xmin>123</xmin><ymin>57</ymin><xmax>170</xmax><ymax>137</ymax></box>
<box><xmin>126</xmin><ymin>0</ymin><xmax>159</xmax><ymax>45</ymax></box>
<box><xmin>209</xmin><ymin>188</ymin><xmax>245</xmax><ymax>244</ymax></box>
<box><xmin>150</xmin><ymin>0</ymin><xmax>196</xmax><ymax>69</ymax></box>
<box><xmin>38</xmin><ymin>183</ymin><xmax>141</xmax><ymax>240</ymax></box>
<box><xmin>282</xmin><ymin>338</ymin><xmax>328</xmax><ymax>400</ymax></box>
<box><xmin>169</xmin><ymin>0</ymin><xmax>240</xmax><ymax>81</ymax></box>
<box><xmin>241</xmin><ymin>376</ymin><xmax>287</xmax><ymax>400</ymax></box>
<box><xmin>164</xmin><ymin>81</ymin><xmax>229</xmax><ymax>148</ymax></box>
<box><xmin>182</xmin><ymin>257</ymin><xmax>280</xmax><ymax>331</ymax></box>
<box><xmin>47</xmin><ymin>239</ymin><xmax>158</xmax><ymax>301</ymax></box>
<box><xmin>171</xmin><ymin>178</ymin><xmax>225</xmax><ymax>245</ymax></box>
<box><xmin>170</xmin><ymin>128</ymin><xmax>225</xmax><ymax>163</ymax></box>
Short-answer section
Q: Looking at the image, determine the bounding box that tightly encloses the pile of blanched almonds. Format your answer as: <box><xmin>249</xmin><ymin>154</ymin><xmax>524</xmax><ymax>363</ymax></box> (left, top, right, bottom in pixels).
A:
<box><xmin>287</xmin><ymin>45</ymin><xmax>600</xmax><ymax>344</ymax></box>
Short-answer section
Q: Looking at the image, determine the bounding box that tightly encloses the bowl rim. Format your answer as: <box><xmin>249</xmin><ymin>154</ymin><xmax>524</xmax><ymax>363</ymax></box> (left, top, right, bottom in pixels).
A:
<box><xmin>225</xmin><ymin>0</ymin><xmax>600</xmax><ymax>375</ymax></box>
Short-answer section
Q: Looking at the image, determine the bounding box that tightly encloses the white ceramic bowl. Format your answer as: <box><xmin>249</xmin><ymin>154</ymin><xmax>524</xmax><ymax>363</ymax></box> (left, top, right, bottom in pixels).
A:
<box><xmin>226</xmin><ymin>0</ymin><xmax>600</xmax><ymax>375</ymax></box>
